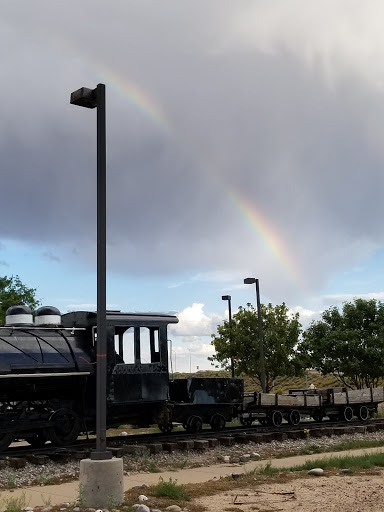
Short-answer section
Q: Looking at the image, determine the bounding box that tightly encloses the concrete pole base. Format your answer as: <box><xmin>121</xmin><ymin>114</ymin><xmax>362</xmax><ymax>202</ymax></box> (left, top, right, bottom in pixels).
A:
<box><xmin>79</xmin><ymin>457</ymin><xmax>124</xmax><ymax>509</ymax></box>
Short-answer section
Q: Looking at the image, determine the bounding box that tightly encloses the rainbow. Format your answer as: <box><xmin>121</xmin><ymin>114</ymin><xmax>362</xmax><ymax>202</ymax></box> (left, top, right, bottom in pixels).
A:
<box><xmin>225</xmin><ymin>187</ymin><xmax>304</xmax><ymax>288</ymax></box>
<box><xmin>98</xmin><ymin>68</ymin><xmax>171</xmax><ymax>133</ymax></box>
<box><xmin>93</xmin><ymin>67</ymin><xmax>304</xmax><ymax>288</ymax></box>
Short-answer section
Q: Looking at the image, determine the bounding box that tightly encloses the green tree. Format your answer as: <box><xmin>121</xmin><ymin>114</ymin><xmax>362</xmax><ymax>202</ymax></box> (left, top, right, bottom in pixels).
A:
<box><xmin>0</xmin><ymin>275</ymin><xmax>40</xmax><ymax>324</ymax></box>
<box><xmin>209</xmin><ymin>303</ymin><xmax>302</xmax><ymax>392</ymax></box>
<box><xmin>300</xmin><ymin>298</ymin><xmax>384</xmax><ymax>389</ymax></box>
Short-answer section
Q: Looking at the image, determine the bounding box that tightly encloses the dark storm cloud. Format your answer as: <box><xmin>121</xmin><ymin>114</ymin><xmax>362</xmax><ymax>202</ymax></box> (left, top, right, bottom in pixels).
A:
<box><xmin>1</xmin><ymin>1</ymin><xmax>384</xmax><ymax>301</ymax></box>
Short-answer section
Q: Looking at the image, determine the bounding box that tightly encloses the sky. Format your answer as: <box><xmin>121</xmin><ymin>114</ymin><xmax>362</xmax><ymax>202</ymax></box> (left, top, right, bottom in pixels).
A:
<box><xmin>2</xmin><ymin>1</ymin><xmax>384</xmax><ymax>372</ymax></box>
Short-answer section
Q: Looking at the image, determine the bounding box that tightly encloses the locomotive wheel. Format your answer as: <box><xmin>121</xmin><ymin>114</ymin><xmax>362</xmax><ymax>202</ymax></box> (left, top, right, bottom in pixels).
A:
<box><xmin>340</xmin><ymin>406</ymin><xmax>353</xmax><ymax>422</ymax></box>
<box><xmin>186</xmin><ymin>415</ymin><xmax>203</xmax><ymax>433</ymax></box>
<box><xmin>210</xmin><ymin>413</ymin><xmax>226</xmax><ymax>431</ymax></box>
<box><xmin>357</xmin><ymin>405</ymin><xmax>369</xmax><ymax>421</ymax></box>
<box><xmin>28</xmin><ymin>432</ymin><xmax>47</xmax><ymax>448</ymax></box>
<box><xmin>0</xmin><ymin>416</ymin><xmax>13</xmax><ymax>452</ymax></box>
<box><xmin>268</xmin><ymin>410</ymin><xmax>283</xmax><ymax>427</ymax></box>
<box><xmin>0</xmin><ymin>432</ymin><xmax>12</xmax><ymax>452</ymax></box>
<box><xmin>158</xmin><ymin>422</ymin><xmax>173</xmax><ymax>433</ymax></box>
<box><xmin>49</xmin><ymin>408</ymin><xmax>80</xmax><ymax>446</ymax></box>
<box><xmin>287</xmin><ymin>409</ymin><xmax>301</xmax><ymax>426</ymax></box>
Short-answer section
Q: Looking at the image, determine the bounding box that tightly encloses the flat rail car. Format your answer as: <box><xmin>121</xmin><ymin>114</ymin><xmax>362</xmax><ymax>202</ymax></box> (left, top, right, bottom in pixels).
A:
<box><xmin>241</xmin><ymin>386</ymin><xmax>384</xmax><ymax>426</ymax></box>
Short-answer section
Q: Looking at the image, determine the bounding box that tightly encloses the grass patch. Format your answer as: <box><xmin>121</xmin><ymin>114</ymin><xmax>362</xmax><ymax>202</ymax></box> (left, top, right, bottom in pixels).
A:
<box><xmin>267</xmin><ymin>438</ymin><xmax>384</xmax><ymax>460</ymax></box>
<box><xmin>169</xmin><ymin>459</ymin><xmax>189</xmax><ymax>471</ymax></box>
<box><xmin>3</xmin><ymin>492</ymin><xmax>28</xmax><ymax>512</ymax></box>
<box><xmin>255</xmin><ymin>461</ymin><xmax>279</xmax><ymax>477</ymax></box>
<box><xmin>147</xmin><ymin>461</ymin><xmax>162</xmax><ymax>473</ymax></box>
<box><xmin>331</xmin><ymin>439</ymin><xmax>384</xmax><ymax>451</ymax></box>
<box><xmin>153</xmin><ymin>477</ymin><xmax>190</xmax><ymax>501</ymax></box>
<box><xmin>279</xmin><ymin>451</ymin><xmax>384</xmax><ymax>473</ymax></box>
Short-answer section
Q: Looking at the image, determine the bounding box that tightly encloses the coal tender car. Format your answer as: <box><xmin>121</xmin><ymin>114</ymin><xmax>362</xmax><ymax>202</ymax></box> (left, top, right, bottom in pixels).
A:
<box><xmin>0</xmin><ymin>304</ymin><xmax>179</xmax><ymax>450</ymax></box>
<box><xmin>169</xmin><ymin>377</ymin><xmax>243</xmax><ymax>433</ymax></box>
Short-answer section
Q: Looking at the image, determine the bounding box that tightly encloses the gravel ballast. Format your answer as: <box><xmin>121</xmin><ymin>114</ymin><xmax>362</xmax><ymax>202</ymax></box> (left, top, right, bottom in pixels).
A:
<box><xmin>1</xmin><ymin>429</ymin><xmax>384</xmax><ymax>490</ymax></box>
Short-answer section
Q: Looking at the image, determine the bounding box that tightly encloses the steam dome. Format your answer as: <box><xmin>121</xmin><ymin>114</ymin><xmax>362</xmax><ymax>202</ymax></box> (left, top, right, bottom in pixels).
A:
<box><xmin>35</xmin><ymin>306</ymin><xmax>62</xmax><ymax>327</ymax></box>
<box><xmin>5</xmin><ymin>305</ymin><xmax>33</xmax><ymax>326</ymax></box>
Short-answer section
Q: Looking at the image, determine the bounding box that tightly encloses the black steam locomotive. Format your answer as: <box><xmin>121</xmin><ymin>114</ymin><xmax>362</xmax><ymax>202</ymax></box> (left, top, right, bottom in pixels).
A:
<box><xmin>0</xmin><ymin>304</ymin><xmax>243</xmax><ymax>450</ymax></box>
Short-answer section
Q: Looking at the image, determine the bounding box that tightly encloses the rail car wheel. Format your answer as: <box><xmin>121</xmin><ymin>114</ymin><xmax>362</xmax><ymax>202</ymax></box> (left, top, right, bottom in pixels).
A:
<box><xmin>49</xmin><ymin>408</ymin><xmax>80</xmax><ymax>446</ymax></box>
<box><xmin>240</xmin><ymin>417</ymin><xmax>253</xmax><ymax>427</ymax></box>
<box><xmin>357</xmin><ymin>405</ymin><xmax>369</xmax><ymax>421</ymax></box>
<box><xmin>269</xmin><ymin>410</ymin><xmax>283</xmax><ymax>427</ymax></box>
<box><xmin>158</xmin><ymin>423</ymin><xmax>173</xmax><ymax>433</ymax></box>
<box><xmin>186</xmin><ymin>415</ymin><xmax>203</xmax><ymax>433</ymax></box>
<box><xmin>287</xmin><ymin>409</ymin><xmax>301</xmax><ymax>426</ymax></box>
<box><xmin>210</xmin><ymin>414</ymin><xmax>226</xmax><ymax>431</ymax></box>
<box><xmin>340</xmin><ymin>406</ymin><xmax>353</xmax><ymax>422</ymax></box>
<box><xmin>313</xmin><ymin>412</ymin><xmax>323</xmax><ymax>422</ymax></box>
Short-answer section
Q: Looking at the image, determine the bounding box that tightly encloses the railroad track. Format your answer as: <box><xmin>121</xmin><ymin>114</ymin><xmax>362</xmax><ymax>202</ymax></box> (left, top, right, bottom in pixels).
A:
<box><xmin>3</xmin><ymin>418</ymin><xmax>384</xmax><ymax>466</ymax></box>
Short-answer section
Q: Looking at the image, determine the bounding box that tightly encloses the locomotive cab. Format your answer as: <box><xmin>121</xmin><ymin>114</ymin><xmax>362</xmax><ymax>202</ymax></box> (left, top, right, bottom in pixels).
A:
<box><xmin>62</xmin><ymin>310</ymin><xmax>178</xmax><ymax>428</ymax></box>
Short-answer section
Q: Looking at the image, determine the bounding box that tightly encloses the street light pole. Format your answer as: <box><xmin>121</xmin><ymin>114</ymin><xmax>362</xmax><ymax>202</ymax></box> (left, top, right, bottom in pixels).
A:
<box><xmin>244</xmin><ymin>278</ymin><xmax>266</xmax><ymax>393</ymax></box>
<box><xmin>70</xmin><ymin>84</ymin><xmax>111</xmax><ymax>460</ymax></box>
<box><xmin>95</xmin><ymin>83</ymin><xmax>109</xmax><ymax>460</ymax></box>
<box><xmin>222</xmin><ymin>295</ymin><xmax>234</xmax><ymax>378</ymax></box>
<box><xmin>71</xmin><ymin>84</ymin><xmax>124</xmax><ymax>509</ymax></box>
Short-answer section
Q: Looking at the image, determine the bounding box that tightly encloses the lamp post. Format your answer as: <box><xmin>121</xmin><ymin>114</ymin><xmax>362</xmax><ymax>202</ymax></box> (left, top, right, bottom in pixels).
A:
<box><xmin>243</xmin><ymin>278</ymin><xmax>266</xmax><ymax>393</ymax></box>
<box><xmin>222</xmin><ymin>295</ymin><xmax>234</xmax><ymax>378</ymax></box>
<box><xmin>70</xmin><ymin>84</ymin><xmax>111</xmax><ymax>460</ymax></box>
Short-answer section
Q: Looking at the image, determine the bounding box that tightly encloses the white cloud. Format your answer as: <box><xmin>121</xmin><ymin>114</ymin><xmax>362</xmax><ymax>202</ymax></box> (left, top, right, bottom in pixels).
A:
<box><xmin>322</xmin><ymin>291</ymin><xmax>384</xmax><ymax>304</ymax></box>
<box><xmin>168</xmin><ymin>270</ymin><xmax>241</xmax><ymax>289</ymax></box>
<box><xmin>170</xmin><ymin>303</ymin><xmax>222</xmax><ymax>337</ymax></box>
<box><xmin>224</xmin><ymin>1</ymin><xmax>384</xmax><ymax>90</ymax></box>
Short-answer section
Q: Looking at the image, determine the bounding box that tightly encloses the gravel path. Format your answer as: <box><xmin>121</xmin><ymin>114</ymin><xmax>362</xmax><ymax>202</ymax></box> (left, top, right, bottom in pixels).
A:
<box><xmin>2</xmin><ymin>429</ymin><xmax>384</xmax><ymax>490</ymax></box>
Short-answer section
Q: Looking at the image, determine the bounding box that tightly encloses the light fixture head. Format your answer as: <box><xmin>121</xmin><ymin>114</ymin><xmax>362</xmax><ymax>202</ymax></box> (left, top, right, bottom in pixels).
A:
<box><xmin>70</xmin><ymin>87</ymin><xmax>97</xmax><ymax>108</ymax></box>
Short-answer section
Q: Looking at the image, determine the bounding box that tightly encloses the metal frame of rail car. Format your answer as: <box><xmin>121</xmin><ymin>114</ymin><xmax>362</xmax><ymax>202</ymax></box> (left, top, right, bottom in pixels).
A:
<box><xmin>61</xmin><ymin>310</ymin><xmax>179</xmax><ymax>433</ymax></box>
<box><xmin>169</xmin><ymin>377</ymin><xmax>243</xmax><ymax>433</ymax></box>
<box><xmin>240</xmin><ymin>390</ymin><xmax>324</xmax><ymax>427</ymax></box>
<box><xmin>288</xmin><ymin>388</ymin><xmax>380</xmax><ymax>423</ymax></box>
<box><xmin>241</xmin><ymin>406</ymin><xmax>312</xmax><ymax>427</ymax></box>
<box><xmin>290</xmin><ymin>387</ymin><xmax>384</xmax><ymax>422</ymax></box>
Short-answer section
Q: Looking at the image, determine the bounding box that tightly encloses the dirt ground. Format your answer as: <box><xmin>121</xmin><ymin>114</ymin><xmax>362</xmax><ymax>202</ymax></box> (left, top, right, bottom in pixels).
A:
<box><xmin>196</xmin><ymin>470</ymin><xmax>384</xmax><ymax>512</ymax></box>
